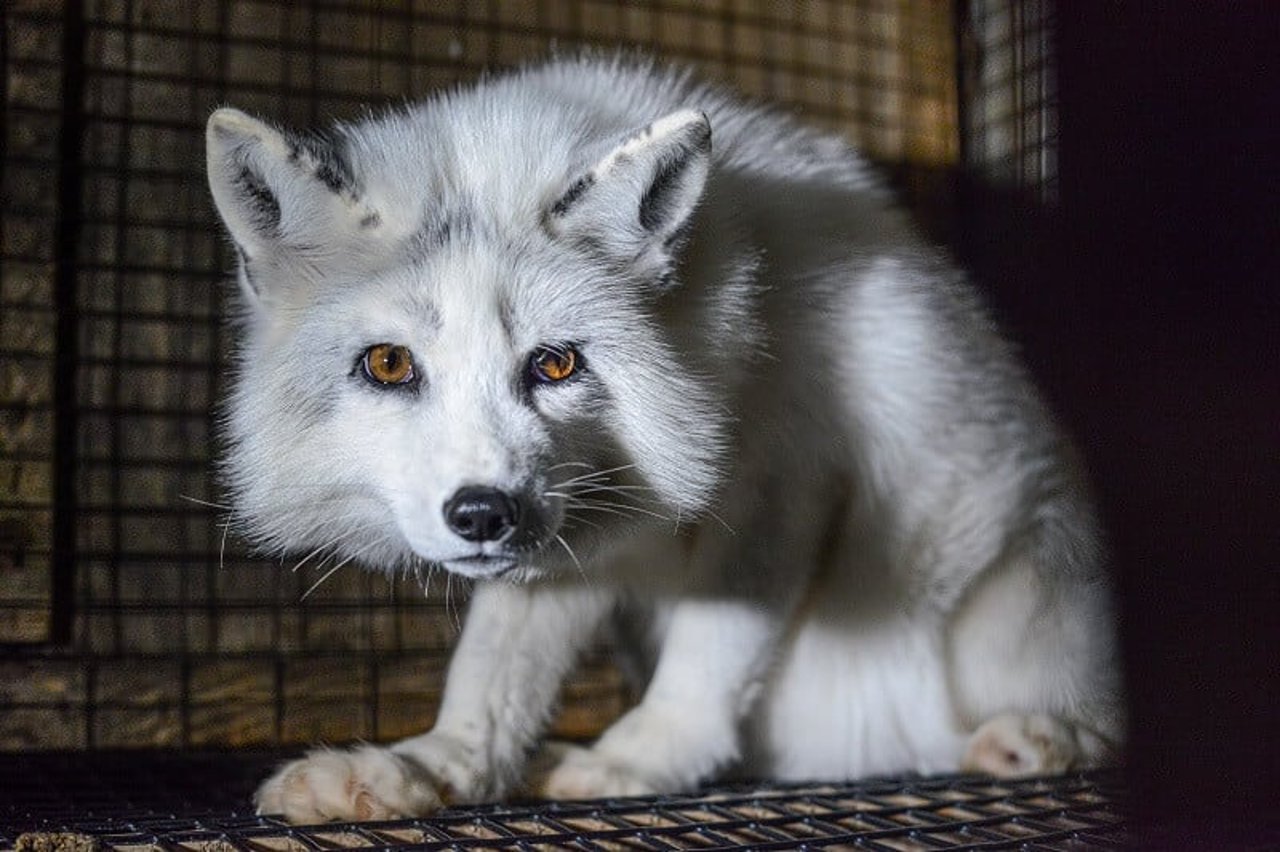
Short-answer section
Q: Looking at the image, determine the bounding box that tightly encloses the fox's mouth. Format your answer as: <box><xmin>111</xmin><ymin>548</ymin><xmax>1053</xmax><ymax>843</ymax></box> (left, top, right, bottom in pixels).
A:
<box><xmin>441</xmin><ymin>553</ymin><xmax>520</xmax><ymax>579</ymax></box>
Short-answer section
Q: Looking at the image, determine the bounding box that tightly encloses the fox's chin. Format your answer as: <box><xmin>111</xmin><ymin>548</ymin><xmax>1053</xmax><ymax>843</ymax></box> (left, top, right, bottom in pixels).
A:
<box><xmin>406</xmin><ymin>526</ymin><xmax>582</xmax><ymax>582</ymax></box>
<box><xmin>439</xmin><ymin>554</ymin><xmax>521</xmax><ymax>580</ymax></box>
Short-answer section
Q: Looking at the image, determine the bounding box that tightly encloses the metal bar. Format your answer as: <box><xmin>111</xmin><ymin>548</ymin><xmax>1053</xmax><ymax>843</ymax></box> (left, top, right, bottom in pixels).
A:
<box><xmin>49</xmin><ymin>0</ymin><xmax>88</xmax><ymax>646</ymax></box>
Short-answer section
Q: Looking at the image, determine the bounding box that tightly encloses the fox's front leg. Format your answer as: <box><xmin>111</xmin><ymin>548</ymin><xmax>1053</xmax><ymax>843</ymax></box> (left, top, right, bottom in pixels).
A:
<box><xmin>256</xmin><ymin>581</ymin><xmax>613</xmax><ymax>822</ymax></box>
<box><xmin>538</xmin><ymin>468</ymin><xmax>824</xmax><ymax>800</ymax></box>
<box><xmin>539</xmin><ymin>596</ymin><xmax>784</xmax><ymax>798</ymax></box>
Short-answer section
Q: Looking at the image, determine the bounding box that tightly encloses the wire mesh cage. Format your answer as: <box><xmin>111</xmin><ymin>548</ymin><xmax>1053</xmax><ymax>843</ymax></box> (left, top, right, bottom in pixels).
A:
<box><xmin>958</xmin><ymin>0</ymin><xmax>1054</xmax><ymax>200</ymax></box>
<box><xmin>0</xmin><ymin>1</ymin><xmax>1112</xmax><ymax>847</ymax></box>
<box><xmin>0</xmin><ymin>751</ymin><xmax>1127</xmax><ymax>850</ymax></box>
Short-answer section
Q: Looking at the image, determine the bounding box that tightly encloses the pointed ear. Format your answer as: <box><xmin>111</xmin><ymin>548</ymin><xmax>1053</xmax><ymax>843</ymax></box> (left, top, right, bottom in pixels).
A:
<box><xmin>206</xmin><ymin>108</ymin><xmax>375</xmax><ymax>276</ymax></box>
<box><xmin>548</xmin><ymin>109</ymin><xmax>711</xmax><ymax>285</ymax></box>
<box><xmin>206</xmin><ymin>108</ymin><xmax>293</xmax><ymax>261</ymax></box>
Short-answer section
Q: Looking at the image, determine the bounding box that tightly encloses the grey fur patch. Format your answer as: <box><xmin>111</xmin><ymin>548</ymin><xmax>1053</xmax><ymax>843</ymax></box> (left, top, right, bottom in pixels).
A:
<box><xmin>287</xmin><ymin>375</ymin><xmax>336</xmax><ymax>424</ymax></box>
<box><xmin>360</xmin><ymin>212</ymin><xmax>382</xmax><ymax>229</ymax></box>
<box><xmin>498</xmin><ymin>297</ymin><xmax>517</xmax><ymax>347</ymax></box>
<box><xmin>551</xmin><ymin>173</ymin><xmax>595</xmax><ymax>218</ymax></box>
<box><xmin>408</xmin><ymin>210</ymin><xmax>472</xmax><ymax>260</ymax></box>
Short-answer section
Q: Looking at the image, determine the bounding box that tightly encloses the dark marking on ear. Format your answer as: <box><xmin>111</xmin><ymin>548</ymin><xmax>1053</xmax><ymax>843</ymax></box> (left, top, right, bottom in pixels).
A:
<box><xmin>639</xmin><ymin>150</ymin><xmax>694</xmax><ymax>233</ymax></box>
<box><xmin>638</xmin><ymin>119</ymin><xmax>710</xmax><ymax>233</ymax></box>
<box><xmin>287</xmin><ymin>128</ymin><xmax>356</xmax><ymax>196</ymax></box>
<box><xmin>360</xmin><ymin>212</ymin><xmax>381</xmax><ymax>229</ymax></box>
<box><xmin>314</xmin><ymin>161</ymin><xmax>346</xmax><ymax>194</ymax></box>
<box><xmin>551</xmin><ymin>173</ymin><xmax>594</xmax><ymax>217</ymax></box>
<box><xmin>236</xmin><ymin>166</ymin><xmax>281</xmax><ymax>232</ymax></box>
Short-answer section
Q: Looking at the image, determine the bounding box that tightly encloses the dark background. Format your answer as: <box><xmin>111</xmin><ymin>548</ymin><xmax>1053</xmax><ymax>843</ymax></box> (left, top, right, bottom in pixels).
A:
<box><xmin>1025</xmin><ymin>4</ymin><xmax>1276</xmax><ymax>844</ymax></box>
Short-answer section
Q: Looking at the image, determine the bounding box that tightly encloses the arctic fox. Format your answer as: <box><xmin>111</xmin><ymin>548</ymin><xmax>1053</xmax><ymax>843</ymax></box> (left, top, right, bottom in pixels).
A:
<box><xmin>206</xmin><ymin>55</ymin><xmax>1123</xmax><ymax>822</ymax></box>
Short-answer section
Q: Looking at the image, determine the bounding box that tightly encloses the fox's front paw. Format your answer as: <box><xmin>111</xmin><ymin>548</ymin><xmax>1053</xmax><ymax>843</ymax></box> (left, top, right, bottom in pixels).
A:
<box><xmin>962</xmin><ymin>713</ymin><xmax>1081</xmax><ymax>777</ymax></box>
<box><xmin>256</xmin><ymin>745</ymin><xmax>443</xmax><ymax>822</ymax></box>
<box><xmin>537</xmin><ymin>744</ymin><xmax>660</xmax><ymax>800</ymax></box>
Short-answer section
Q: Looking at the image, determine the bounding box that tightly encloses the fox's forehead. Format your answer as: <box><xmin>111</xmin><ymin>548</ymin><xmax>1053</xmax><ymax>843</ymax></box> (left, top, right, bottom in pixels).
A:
<box><xmin>332</xmin><ymin>237</ymin><xmax>566</xmax><ymax>346</ymax></box>
<box><xmin>349</xmin><ymin>102</ymin><xmax>600</xmax><ymax>238</ymax></box>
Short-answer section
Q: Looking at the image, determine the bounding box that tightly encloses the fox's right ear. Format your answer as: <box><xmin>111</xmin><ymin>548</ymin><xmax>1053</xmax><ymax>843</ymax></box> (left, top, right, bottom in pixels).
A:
<box><xmin>206</xmin><ymin>108</ymin><xmax>298</xmax><ymax>264</ymax></box>
<box><xmin>207</xmin><ymin>108</ymin><xmax>377</xmax><ymax>300</ymax></box>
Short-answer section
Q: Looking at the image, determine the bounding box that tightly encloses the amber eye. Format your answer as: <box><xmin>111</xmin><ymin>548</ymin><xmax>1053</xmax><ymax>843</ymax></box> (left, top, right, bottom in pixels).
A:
<box><xmin>529</xmin><ymin>344</ymin><xmax>581</xmax><ymax>385</ymax></box>
<box><xmin>361</xmin><ymin>343</ymin><xmax>416</xmax><ymax>386</ymax></box>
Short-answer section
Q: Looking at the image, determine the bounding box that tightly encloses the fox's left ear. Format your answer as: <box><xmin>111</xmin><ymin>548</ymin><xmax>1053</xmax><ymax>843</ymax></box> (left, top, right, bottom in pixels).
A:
<box><xmin>548</xmin><ymin>109</ymin><xmax>711</xmax><ymax>286</ymax></box>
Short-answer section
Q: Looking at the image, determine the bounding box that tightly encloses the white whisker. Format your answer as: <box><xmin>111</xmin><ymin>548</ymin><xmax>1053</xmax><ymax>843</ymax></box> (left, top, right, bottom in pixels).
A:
<box><xmin>567</xmin><ymin>497</ymin><xmax>673</xmax><ymax>523</ymax></box>
<box><xmin>445</xmin><ymin>573</ymin><xmax>461</xmax><ymax>633</ymax></box>
<box><xmin>556</xmin><ymin>462</ymin><xmax>637</xmax><ymax>488</ymax></box>
<box><xmin>300</xmin><ymin>551</ymin><xmax>358</xmax><ymax>601</ymax></box>
<box><xmin>570</xmin><ymin>483</ymin><xmax>657</xmax><ymax>496</ymax></box>
<box><xmin>547</xmin><ymin>461</ymin><xmax>595</xmax><ymax>472</ymax></box>
<box><xmin>706</xmin><ymin>508</ymin><xmax>736</xmax><ymax>535</ymax></box>
<box><xmin>219</xmin><ymin>518</ymin><xmax>230</xmax><ymax>572</ymax></box>
<box><xmin>179</xmin><ymin>494</ymin><xmax>233</xmax><ymax>510</ymax></box>
<box><xmin>560</xmin><ymin>513</ymin><xmax>603</xmax><ymax>531</ymax></box>
<box><xmin>554</xmin><ymin>533</ymin><xmax>586</xmax><ymax>582</ymax></box>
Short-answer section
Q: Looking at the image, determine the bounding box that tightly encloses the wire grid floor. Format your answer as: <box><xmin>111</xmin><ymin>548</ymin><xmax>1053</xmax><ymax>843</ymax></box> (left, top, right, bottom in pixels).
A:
<box><xmin>0</xmin><ymin>752</ymin><xmax>1125</xmax><ymax>851</ymax></box>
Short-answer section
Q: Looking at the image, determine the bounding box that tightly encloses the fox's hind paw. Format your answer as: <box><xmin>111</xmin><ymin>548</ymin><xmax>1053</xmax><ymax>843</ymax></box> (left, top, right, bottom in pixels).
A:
<box><xmin>255</xmin><ymin>745</ymin><xmax>443</xmax><ymax>822</ymax></box>
<box><xmin>961</xmin><ymin>713</ymin><xmax>1082</xmax><ymax>777</ymax></box>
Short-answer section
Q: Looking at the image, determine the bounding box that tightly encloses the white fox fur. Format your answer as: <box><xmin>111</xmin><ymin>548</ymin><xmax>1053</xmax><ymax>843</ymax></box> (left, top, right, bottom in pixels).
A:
<box><xmin>206</xmin><ymin>55</ymin><xmax>1123</xmax><ymax>822</ymax></box>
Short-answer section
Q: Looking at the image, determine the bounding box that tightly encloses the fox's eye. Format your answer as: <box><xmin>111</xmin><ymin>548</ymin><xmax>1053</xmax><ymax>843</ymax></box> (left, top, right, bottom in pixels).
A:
<box><xmin>529</xmin><ymin>344</ymin><xmax>582</xmax><ymax>384</ymax></box>
<box><xmin>362</xmin><ymin>343</ymin><xmax>416</xmax><ymax>386</ymax></box>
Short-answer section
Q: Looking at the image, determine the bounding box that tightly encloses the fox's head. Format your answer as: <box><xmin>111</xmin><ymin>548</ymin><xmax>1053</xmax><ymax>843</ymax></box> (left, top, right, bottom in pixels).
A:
<box><xmin>206</xmin><ymin>79</ymin><xmax>754</xmax><ymax>581</ymax></box>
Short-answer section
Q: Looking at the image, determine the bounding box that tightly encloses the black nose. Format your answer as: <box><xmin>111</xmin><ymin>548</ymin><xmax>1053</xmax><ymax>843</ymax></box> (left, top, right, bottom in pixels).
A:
<box><xmin>443</xmin><ymin>486</ymin><xmax>520</xmax><ymax>543</ymax></box>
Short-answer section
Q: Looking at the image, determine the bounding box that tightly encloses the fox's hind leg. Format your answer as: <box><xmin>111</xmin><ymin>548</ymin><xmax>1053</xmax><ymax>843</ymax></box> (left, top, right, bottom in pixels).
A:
<box><xmin>946</xmin><ymin>544</ymin><xmax>1124</xmax><ymax>776</ymax></box>
<box><xmin>961</xmin><ymin>713</ymin><xmax>1088</xmax><ymax>775</ymax></box>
